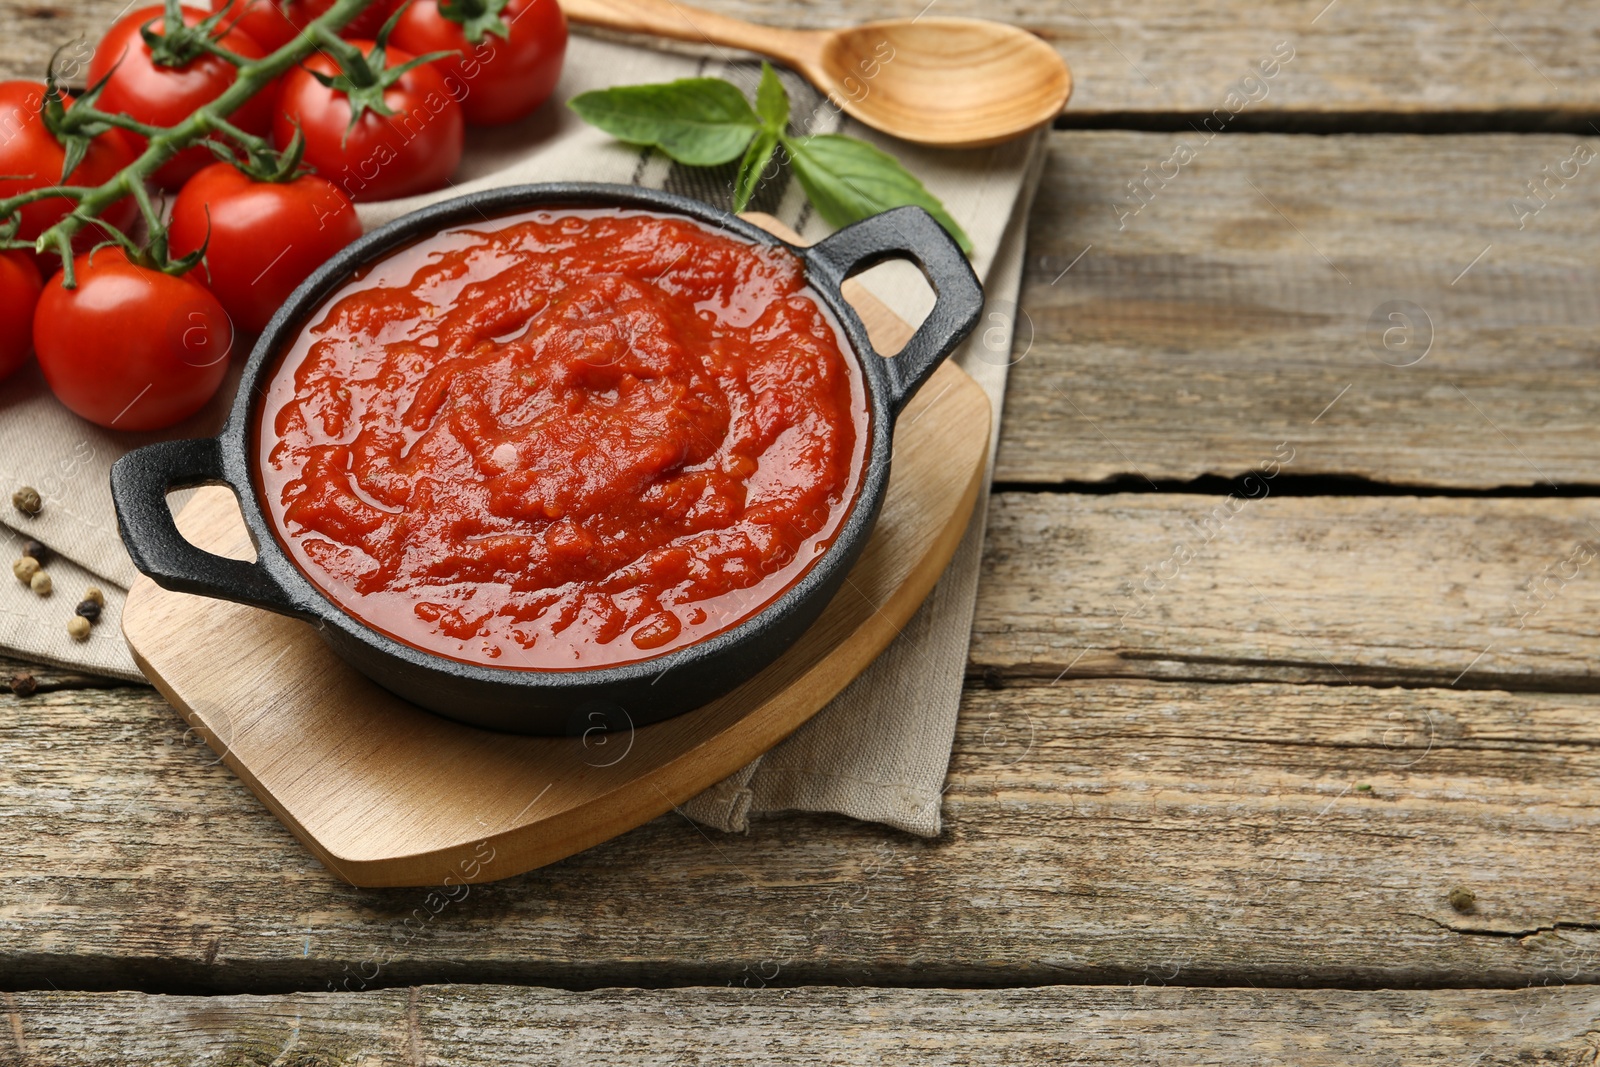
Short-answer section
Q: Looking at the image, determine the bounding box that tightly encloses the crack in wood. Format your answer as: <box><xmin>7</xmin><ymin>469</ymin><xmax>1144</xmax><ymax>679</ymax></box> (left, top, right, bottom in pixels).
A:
<box><xmin>1415</xmin><ymin>915</ymin><xmax>1600</xmax><ymax>940</ymax></box>
<box><xmin>3</xmin><ymin>991</ymin><xmax>25</xmax><ymax>1061</ymax></box>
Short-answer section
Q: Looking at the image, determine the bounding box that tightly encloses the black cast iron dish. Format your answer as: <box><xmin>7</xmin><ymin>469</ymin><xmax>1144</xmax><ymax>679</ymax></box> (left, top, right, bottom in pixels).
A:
<box><xmin>112</xmin><ymin>183</ymin><xmax>982</xmax><ymax>736</ymax></box>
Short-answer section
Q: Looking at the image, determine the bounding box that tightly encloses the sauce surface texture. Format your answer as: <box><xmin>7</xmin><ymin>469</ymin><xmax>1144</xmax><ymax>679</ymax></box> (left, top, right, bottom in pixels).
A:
<box><xmin>258</xmin><ymin>208</ymin><xmax>866</xmax><ymax>669</ymax></box>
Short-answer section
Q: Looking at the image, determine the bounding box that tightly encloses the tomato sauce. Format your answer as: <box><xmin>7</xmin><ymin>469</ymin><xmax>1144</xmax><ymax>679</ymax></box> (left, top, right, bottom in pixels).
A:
<box><xmin>258</xmin><ymin>208</ymin><xmax>867</xmax><ymax>669</ymax></box>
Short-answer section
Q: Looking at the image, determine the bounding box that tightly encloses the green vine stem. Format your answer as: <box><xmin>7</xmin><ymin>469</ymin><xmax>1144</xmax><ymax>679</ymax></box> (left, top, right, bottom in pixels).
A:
<box><xmin>0</xmin><ymin>0</ymin><xmax>383</xmax><ymax>287</ymax></box>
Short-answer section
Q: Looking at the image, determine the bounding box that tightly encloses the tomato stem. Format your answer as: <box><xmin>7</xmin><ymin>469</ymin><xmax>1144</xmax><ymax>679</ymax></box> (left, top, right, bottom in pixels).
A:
<box><xmin>306</xmin><ymin>19</ymin><xmax>460</xmax><ymax>132</ymax></box>
<box><xmin>192</xmin><ymin>34</ymin><xmax>254</xmax><ymax>69</ymax></box>
<box><xmin>141</xmin><ymin>0</ymin><xmax>253</xmax><ymax>69</ymax></box>
<box><xmin>0</xmin><ymin>185</ymin><xmax>100</xmax><ymax>210</ymax></box>
<box><xmin>0</xmin><ymin>0</ymin><xmax>384</xmax><ymax>286</ymax></box>
<box><xmin>311</xmin><ymin>25</ymin><xmax>377</xmax><ymax>87</ymax></box>
<box><xmin>76</xmin><ymin>109</ymin><xmax>169</xmax><ymax>140</ymax></box>
<box><xmin>43</xmin><ymin>228</ymin><xmax>74</xmax><ymax>286</ymax></box>
<box><xmin>126</xmin><ymin>179</ymin><xmax>166</xmax><ymax>262</ymax></box>
<box><xmin>438</xmin><ymin>0</ymin><xmax>513</xmax><ymax>45</ymax></box>
<box><xmin>205</xmin><ymin>113</ymin><xmax>275</xmax><ymax>155</ymax></box>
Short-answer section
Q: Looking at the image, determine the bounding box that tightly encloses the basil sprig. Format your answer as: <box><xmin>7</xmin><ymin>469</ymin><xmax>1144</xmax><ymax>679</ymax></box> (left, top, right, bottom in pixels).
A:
<box><xmin>570</xmin><ymin>64</ymin><xmax>972</xmax><ymax>254</ymax></box>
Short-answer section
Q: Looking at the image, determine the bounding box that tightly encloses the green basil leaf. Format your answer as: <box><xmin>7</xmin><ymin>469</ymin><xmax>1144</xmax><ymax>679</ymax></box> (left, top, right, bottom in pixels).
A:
<box><xmin>756</xmin><ymin>62</ymin><xmax>788</xmax><ymax>132</ymax></box>
<box><xmin>733</xmin><ymin>128</ymin><xmax>780</xmax><ymax>213</ymax></box>
<box><xmin>569</xmin><ymin>79</ymin><xmax>761</xmax><ymax>167</ymax></box>
<box><xmin>782</xmin><ymin>133</ymin><xmax>972</xmax><ymax>253</ymax></box>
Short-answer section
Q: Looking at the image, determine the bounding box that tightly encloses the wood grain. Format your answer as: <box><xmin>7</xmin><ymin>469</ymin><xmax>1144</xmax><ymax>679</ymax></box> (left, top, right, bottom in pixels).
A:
<box><xmin>973</xmin><ymin>493</ymin><xmax>1600</xmax><ymax>689</ymax></box>
<box><xmin>4</xmin><ymin>674</ymin><xmax>1599</xmax><ymax>990</ymax></box>
<box><xmin>0</xmin><ymin>0</ymin><xmax>1594</xmax><ymax>116</ymax></box>
<box><xmin>6</xmin><ymin>985</ymin><xmax>1600</xmax><ymax>1065</ymax></box>
<box><xmin>995</xmin><ymin>132</ymin><xmax>1600</xmax><ymax>488</ymax></box>
<box><xmin>5</xmin><ymin>0</ymin><xmax>1600</xmax><ymax>1044</ymax></box>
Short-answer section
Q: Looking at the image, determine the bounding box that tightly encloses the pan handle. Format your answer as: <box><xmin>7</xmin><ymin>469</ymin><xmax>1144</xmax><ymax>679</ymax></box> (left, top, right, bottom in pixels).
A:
<box><xmin>111</xmin><ymin>437</ymin><xmax>311</xmax><ymax>619</ymax></box>
<box><xmin>803</xmin><ymin>207</ymin><xmax>983</xmax><ymax>416</ymax></box>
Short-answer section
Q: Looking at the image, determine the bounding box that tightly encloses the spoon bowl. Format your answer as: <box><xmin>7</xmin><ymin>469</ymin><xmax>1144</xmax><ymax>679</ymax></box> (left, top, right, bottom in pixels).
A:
<box><xmin>560</xmin><ymin>0</ymin><xmax>1073</xmax><ymax>148</ymax></box>
<box><xmin>816</xmin><ymin>18</ymin><xmax>1073</xmax><ymax>148</ymax></box>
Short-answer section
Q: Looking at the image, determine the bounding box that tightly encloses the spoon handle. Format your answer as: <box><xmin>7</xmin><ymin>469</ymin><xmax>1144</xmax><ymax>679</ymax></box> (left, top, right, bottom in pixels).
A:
<box><xmin>560</xmin><ymin>0</ymin><xmax>816</xmax><ymax>63</ymax></box>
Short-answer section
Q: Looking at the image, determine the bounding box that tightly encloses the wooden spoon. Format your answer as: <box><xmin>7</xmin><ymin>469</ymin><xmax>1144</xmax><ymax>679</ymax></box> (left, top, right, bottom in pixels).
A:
<box><xmin>560</xmin><ymin>0</ymin><xmax>1073</xmax><ymax>148</ymax></box>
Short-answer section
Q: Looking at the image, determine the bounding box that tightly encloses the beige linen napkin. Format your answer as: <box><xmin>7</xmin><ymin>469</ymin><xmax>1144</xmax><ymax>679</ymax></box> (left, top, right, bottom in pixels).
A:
<box><xmin>0</xmin><ymin>33</ymin><xmax>1046</xmax><ymax>836</ymax></box>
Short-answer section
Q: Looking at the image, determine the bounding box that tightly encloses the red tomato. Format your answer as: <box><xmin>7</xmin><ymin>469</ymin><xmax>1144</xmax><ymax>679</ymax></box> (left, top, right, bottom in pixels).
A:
<box><xmin>169</xmin><ymin>162</ymin><xmax>363</xmax><ymax>333</ymax></box>
<box><xmin>314</xmin><ymin>0</ymin><xmax>402</xmax><ymax>38</ymax></box>
<box><xmin>209</xmin><ymin>0</ymin><xmax>399</xmax><ymax>51</ymax></box>
<box><xmin>210</xmin><ymin>0</ymin><xmax>301</xmax><ymax>50</ymax></box>
<box><xmin>0</xmin><ymin>252</ymin><xmax>42</xmax><ymax>383</ymax></box>
<box><xmin>391</xmin><ymin>0</ymin><xmax>567</xmax><ymax>126</ymax></box>
<box><xmin>274</xmin><ymin>42</ymin><xmax>464</xmax><ymax>202</ymax></box>
<box><xmin>0</xmin><ymin>81</ymin><xmax>140</xmax><ymax>261</ymax></box>
<box><xmin>89</xmin><ymin>5</ymin><xmax>274</xmax><ymax>189</ymax></box>
<box><xmin>33</xmin><ymin>249</ymin><xmax>233</xmax><ymax>431</ymax></box>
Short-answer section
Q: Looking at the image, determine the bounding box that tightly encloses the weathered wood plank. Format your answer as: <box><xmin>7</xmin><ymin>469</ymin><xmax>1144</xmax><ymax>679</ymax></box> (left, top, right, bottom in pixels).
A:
<box><xmin>996</xmin><ymin>132</ymin><xmax>1600</xmax><ymax>487</ymax></box>
<box><xmin>6</xmin><ymin>985</ymin><xmax>1600</xmax><ymax>1065</ymax></box>
<box><xmin>0</xmin><ymin>652</ymin><xmax>131</xmax><ymax>693</ymax></box>
<box><xmin>1</xmin><ymin>0</ymin><xmax>1595</xmax><ymax>116</ymax></box>
<box><xmin>974</xmin><ymin>494</ymin><xmax>1600</xmax><ymax>689</ymax></box>
<box><xmin>4</xmin><ymin>671</ymin><xmax>1599</xmax><ymax>991</ymax></box>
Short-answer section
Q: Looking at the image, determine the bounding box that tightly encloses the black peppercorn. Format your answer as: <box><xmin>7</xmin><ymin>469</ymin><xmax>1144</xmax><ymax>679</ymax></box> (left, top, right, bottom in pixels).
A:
<box><xmin>8</xmin><ymin>672</ymin><xmax>37</xmax><ymax>697</ymax></box>
<box><xmin>76</xmin><ymin>598</ymin><xmax>102</xmax><ymax>623</ymax></box>
<box><xmin>20</xmin><ymin>539</ymin><xmax>47</xmax><ymax>565</ymax></box>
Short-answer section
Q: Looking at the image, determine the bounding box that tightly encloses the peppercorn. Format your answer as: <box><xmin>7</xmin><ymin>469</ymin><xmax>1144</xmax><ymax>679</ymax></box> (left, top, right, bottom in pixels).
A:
<box><xmin>83</xmin><ymin>586</ymin><xmax>105</xmax><ymax>608</ymax></box>
<box><xmin>12</xmin><ymin>557</ymin><xmax>39</xmax><ymax>583</ymax></box>
<box><xmin>20</xmin><ymin>539</ymin><xmax>47</xmax><ymax>565</ymax></box>
<box><xmin>8</xmin><ymin>672</ymin><xmax>37</xmax><ymax>697</ymax></box>
<box><xmin>29</xmin><ymin>569</ymin><xmax>51</xmax><ymax>596</ymax></box>
<box><xmin>1448</xmin><ymin>886</ymin><xmax>1476</xmax><ymax>912</ymax></box>
<box><xmin>11</xmin><ymin>486</ymin><xmax>41</xmax><ymax>516</ymax></box>
<box><xmin>76</xmin><ymin>598</ymin><xmax>102</xmax><ymax>623</ymax></box>
<box><xmin>67</xmin><ymin>614</ymin><xmax>91</xmax><ymax>641</ymax></box>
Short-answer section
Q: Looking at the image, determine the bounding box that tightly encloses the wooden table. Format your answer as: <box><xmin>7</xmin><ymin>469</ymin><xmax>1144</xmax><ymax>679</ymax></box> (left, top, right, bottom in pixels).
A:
<box><xmin>4</xmin><ymin>2</ymin><xmax>1600</xmax><ymax>1062</ymax></box>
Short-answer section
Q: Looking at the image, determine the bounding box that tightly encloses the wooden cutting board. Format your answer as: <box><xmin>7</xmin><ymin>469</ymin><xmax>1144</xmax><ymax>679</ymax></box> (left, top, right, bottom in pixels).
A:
<box><xmin>121</xmin><ymin>214</ymin><xmax>991</xmax><ymax>888</ymax></box>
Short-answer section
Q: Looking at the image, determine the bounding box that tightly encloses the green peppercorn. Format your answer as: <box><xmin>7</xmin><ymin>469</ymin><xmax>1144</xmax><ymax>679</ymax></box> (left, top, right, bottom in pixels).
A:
<box><xmin>76</xmin><ymin>599</ymin><xmax>102</xmax><ymax>623</ymax></box>
<box><xmin>11</xmin><ymin>486</ymin><xmax>41</xmax><ymax>517</ymax></box>
<box><xmin>1448</xmin><ymin>886</ymin><xmax>1476</xmax><ymax>912</ymax></box>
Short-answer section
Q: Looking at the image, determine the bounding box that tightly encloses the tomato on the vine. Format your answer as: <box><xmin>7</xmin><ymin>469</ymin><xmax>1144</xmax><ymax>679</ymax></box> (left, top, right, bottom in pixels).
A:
<box><xmin>391</xmin><ymin>0</ymin><xmax>567</xmax><ymax>126</ymax></box>
<box><xmin>209</xmin><ymin>0</ymin><xmax>400</xmax><ymax>52</ymax></box>
<box><xmin>209</xmin><ymin>0</ymin><xmax>302</xmax><ymax>51</ymax></box>
<box><xmin>170</xmin><ymin>161</ymin><xmax>363</xmax><ymax>333</ymax></box>
<box><xmin>33</xmin><ymin>249</ymin><xmax>234</xmax><ymax>431</ymax></box>
<box><xmin>315</xmin><ymin>0</ymin><xmax>402</xmax><ymax>38</ymax></box>
<box><xmin>274</xmin><ymin>41</ymin><xmax>464</xmax><ymax>202</ymax></box>
<box><xmin>89</xmin><ymin>5</ymin><xmax>275</xmax><ymax>189</ymax></box>
<box><xmin>0</xmin><ymin>81</ymin><xmax>140</xmax><ymax>260</ymax></box>
<box><xmin>0</xmin><ymin>252</ymin><xmax>42</xmax><ymax>384</ymax></box>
